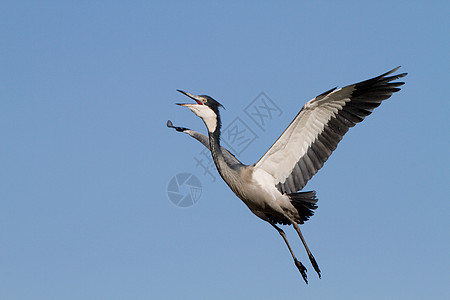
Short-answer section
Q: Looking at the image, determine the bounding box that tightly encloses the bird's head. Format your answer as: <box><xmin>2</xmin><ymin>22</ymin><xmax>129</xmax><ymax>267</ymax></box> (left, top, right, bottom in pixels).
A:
<box><xmin>176</xmin><ymin>90</ymin><xmax>224</xmax><ymax>133</ymax></box>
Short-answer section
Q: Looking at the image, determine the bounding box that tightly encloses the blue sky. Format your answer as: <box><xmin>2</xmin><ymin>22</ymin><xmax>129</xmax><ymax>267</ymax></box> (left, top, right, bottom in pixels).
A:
<box><xmin>1</xmin><ymin>1</ymin><xmax>449</xmax><ymax>299</ymax></box>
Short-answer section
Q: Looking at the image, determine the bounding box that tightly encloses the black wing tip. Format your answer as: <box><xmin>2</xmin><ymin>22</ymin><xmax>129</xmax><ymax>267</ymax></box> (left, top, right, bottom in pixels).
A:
<box><xmin>166</xmin><ymin>120</ymin><xmax>188</xmax><ymax>132</ymax></box>
<box><xmin>383</xmin><ymin>66</ymin><xmax>407</xmax><ymax>79</ymax></box>
<box><xmin>369</xmin><ymin>66</ymin><xmax>407</xmax><ymax>81</ymax></box>
<box><xmin>387</xmin><ymin>66</ymin><xmax>401</xmax><ymax>74</ymax></box>
<box><xmin>353</xmin><ymin>67</ymin><xmax>408</xmax><ymax>94</ymax></box>
<box><xmin>381</xmin><ymin>71</ymin><xmax>408</xmax><ymax>89</ymax></box>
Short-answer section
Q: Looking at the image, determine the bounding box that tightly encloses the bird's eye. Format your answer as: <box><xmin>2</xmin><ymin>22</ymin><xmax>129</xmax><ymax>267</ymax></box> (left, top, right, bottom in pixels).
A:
<box><xmin>202</xmin><ymin>98</ymin><xmax>207</xmax><ymax>103</ymax></box>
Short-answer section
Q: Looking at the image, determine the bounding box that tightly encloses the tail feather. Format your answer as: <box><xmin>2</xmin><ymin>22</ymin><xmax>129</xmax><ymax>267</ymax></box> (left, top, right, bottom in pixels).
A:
<box><xmin>288</xmin><ymin>191</ymin><xmax>318</xmax><ymax>224</ymax></box>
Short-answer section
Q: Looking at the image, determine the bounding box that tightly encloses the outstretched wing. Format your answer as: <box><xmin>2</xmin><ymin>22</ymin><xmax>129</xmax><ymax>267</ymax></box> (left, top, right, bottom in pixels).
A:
<box><xmin>167</xmin><ymin>120</ymin><xmax>242</xmax><ymax>168</ymax></box>
<box><xmin>254</xmin><ymin>67</ymin><xmax>407</xmax><ymax>194</ymax></box>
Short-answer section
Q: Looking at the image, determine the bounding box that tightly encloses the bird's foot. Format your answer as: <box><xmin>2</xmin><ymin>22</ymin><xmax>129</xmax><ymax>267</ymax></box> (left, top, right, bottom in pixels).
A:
<box><xmin>294</xmin><ymin>258</ymin><xmax>308</xmax><ymax>284</ymax></box>
<box><xmin>308</xmin><ymin>253</ymin><xmax>321</xmax><ymax>279</ymax></box>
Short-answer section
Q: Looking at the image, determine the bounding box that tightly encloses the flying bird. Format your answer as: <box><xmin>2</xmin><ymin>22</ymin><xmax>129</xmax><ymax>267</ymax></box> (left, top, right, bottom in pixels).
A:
<box><xmin>168</xmin><ymin>67</ymin><xmax>407</xmax><ymax>283</ymax></box>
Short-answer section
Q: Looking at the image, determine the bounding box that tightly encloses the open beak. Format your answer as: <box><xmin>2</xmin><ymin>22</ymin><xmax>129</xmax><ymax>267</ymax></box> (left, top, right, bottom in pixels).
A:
<box><xmin>176</xmin><ymin>90</ymin><xmax>204</xmax><ymax>106</ymax></box>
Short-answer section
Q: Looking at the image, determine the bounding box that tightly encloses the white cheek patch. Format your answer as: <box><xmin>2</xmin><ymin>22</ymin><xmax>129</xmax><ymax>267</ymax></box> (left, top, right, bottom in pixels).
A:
<box><xmin>188</xmin><ymin>105</ymin><xmax>217</xmax><ymax>132</ymax></box>
<box><xmin>203</xmin><ymin>115</ymin><xmax>217</xmax><ymax>133</ymax></box>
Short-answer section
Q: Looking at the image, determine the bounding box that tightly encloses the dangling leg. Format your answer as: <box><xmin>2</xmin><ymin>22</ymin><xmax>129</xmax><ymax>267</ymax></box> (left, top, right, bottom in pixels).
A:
<box><xmin>289</xmin><ymin>219</ymin><xmax>321</xmax><ymax>278</ymax></box>
<box><xmin>269</xmin><ymin>221</ymin><xmax>308</xmax><ymax>283</ymax></box>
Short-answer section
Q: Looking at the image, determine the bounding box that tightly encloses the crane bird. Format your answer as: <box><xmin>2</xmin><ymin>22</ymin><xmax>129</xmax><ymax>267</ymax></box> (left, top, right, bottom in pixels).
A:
<box><xmin>168</xmin><ymin>67</ymin><xmax>407</xmax><ymax>283</ymax></box>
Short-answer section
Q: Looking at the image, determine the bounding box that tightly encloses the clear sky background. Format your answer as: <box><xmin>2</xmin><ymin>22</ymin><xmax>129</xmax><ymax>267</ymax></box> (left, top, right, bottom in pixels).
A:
<box><xmin>1</xmin><ymin>1</ymin><xmax>449</xmax><ymax>299</ymax></box>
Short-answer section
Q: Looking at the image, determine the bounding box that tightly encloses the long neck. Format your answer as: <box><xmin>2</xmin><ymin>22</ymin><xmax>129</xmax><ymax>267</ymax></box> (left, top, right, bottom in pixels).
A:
<box><xmin>207</xmin><ymin>115</ymin><xmax>239</xmax><ymax>183</ymax></box>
